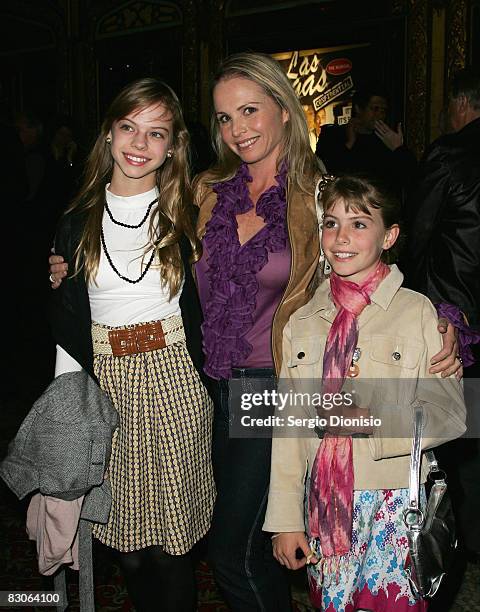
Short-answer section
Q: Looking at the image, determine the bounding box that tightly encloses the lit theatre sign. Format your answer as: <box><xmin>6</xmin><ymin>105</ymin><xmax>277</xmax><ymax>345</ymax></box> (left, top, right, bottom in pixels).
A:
<box><xmin>272</xmin><ymin>44</ymin><xmax>371</xmax><ymax>148</ymax></box>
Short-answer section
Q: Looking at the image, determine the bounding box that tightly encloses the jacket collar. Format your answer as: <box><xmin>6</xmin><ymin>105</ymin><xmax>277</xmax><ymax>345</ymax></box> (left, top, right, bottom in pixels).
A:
<box><xmin>298</xmin><ymin>264</ymin><xmax>404</xmax><ymax>322</ymax></box>
<box><xmin>457</xmin><ymin>115</ymin><xmax>480</xmax><ymax>137</ymax></box>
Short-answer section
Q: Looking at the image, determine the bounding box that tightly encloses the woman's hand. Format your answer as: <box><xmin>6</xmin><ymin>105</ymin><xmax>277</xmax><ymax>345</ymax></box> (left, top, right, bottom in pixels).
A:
<box><xmin>272</xmin><ymin>532</ymin><xmax>317</xmax><ymax>570</ymax></box>
<box><xmin>430</xmin><ymin>318</ymin><xmax>463</xmax><ymax>380</ymax></box>
<box><xmin>49</xmin><ymin>255</ymin><xmax>68</xmax><ymax>289</ymax></box>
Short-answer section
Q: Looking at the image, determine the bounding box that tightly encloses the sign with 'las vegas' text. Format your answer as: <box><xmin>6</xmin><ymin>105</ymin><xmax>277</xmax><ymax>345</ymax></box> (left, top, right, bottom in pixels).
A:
<box><xmin>272</xmin><ymin>44</ymin><xmax>372</xmax><ymax>137</ymax></box>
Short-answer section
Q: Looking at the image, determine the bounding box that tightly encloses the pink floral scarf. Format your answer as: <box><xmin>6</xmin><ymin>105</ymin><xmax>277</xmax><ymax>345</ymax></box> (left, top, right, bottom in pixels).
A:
<box><xmin>309</xmin><ymin>261</ymin><xmax>390</xmax><ymax>558</ymax></box>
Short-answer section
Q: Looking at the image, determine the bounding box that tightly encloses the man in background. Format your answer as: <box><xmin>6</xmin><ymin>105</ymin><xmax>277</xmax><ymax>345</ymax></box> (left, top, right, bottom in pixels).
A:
<box><xmin>405</xmin><ymin>67</ymin><xmax>480</xmax><ymax>583</ymax></box>
<box><xmin>406</xmin><ymin>68</ymin><xmax>480</xmax><ymax>326</ymax></box>
<box><xmin>315</xmin><ymin>84</ymin><xmax>416</xmax><ymax>197</ymax></box>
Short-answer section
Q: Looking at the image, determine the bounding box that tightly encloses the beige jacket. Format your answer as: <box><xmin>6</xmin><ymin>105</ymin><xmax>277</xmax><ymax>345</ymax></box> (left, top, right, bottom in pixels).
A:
<box><xmin>194</xmin><ymin>169</ymin><xmax>323</xmax><ymax>374</ymax></box>
<box><xmin>263</xmin><ymin>265</ymin><xmax>466</xmax><ymax>534</ymax></box>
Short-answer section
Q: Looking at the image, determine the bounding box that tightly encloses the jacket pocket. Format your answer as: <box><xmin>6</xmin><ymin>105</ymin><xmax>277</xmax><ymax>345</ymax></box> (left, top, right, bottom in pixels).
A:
<box><xmin>288</xmin><ymin>336</ymin><xmax>326</xmax><ymax>368</ymax></box>
<box><xmin>369</xmin><ymin>335</ymin><xmax>423</xmax><ymax>370</ymax></box>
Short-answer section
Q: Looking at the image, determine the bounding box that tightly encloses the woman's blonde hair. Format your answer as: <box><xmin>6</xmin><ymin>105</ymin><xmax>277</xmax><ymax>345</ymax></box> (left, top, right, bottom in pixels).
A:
<box><xmin>207</xmin><ymin>52</ymin><xmax>321</xmax><ymax>194</ymax></box>
<box><xmin>67</xmin><ymin>77</ymin><xmax>199</xmax><ymax>297</ymax></box>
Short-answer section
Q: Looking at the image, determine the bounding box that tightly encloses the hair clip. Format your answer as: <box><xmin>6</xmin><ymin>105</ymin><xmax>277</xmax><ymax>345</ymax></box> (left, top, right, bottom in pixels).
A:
<box><xmin>317</xmin><ymin>174</ymin><xmax>336</xmax><ymax>196</ymax></box>
<box><xmin>316</xmin><ymin>175</ymin><xmax>335</xmax><ymax>277</ymax></box>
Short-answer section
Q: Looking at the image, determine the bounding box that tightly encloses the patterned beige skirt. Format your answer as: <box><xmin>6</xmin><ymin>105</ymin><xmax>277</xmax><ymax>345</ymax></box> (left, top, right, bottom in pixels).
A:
<box><xmin>91</xmin><ymin>322</ymin><xmax>215</xmax><ymax>555</ymax></box>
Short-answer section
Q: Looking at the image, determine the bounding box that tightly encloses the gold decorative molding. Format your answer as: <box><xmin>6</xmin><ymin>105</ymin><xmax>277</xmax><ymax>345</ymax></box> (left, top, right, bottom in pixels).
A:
<box><xmin>446</xmin><ymin>0</ymin><xmax>467</xmax><ymax>87</ymax></box>
<box><xmin>430</xmin><ymin>5</ymin><xmax>446</xmax><ymax>141</ymax></box>
<box><xmin>96</xmin><ymin>1</ymin><xmax>182</xmax><ymax>39</ymax></box>
<box><xmin>406</xmin><ymin>0</ymin><xmax>429</xmax><ymax>159</ymax></box>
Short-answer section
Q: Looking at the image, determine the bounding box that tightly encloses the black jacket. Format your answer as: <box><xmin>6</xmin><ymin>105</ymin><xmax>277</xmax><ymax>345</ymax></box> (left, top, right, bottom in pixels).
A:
<box><xmin>315</xmin><ymin>124</ymin><xmax>417</xmax><ymax>197</ymax></box>
<box><xmin>50</xmin><ymin>210</ymin><xmax>210</xmax><ymax>386</ymax></box>
<box><xmin>404</xmin><ymin>117</ymin><xmax>480</xmax><ymax>328</ymax></box>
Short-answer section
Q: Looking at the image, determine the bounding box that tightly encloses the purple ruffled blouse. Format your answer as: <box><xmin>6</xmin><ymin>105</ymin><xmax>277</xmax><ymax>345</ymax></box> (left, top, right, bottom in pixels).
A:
<box><xmin>196</xmin><ymin>163</ymin><xmax>291</xmax><ymax>380</ymax></box>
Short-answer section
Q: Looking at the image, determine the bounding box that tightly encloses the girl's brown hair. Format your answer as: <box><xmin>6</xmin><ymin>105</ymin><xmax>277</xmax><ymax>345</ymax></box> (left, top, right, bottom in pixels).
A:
<box><xmin>67</xmin><ymin>77</ymin><xmax>199</xmax><ymax>297</ymax></box>
<box><xmin>321</xmin><ymin>174</ymin><xmax>403</xmax><ymax>263</ymax></box>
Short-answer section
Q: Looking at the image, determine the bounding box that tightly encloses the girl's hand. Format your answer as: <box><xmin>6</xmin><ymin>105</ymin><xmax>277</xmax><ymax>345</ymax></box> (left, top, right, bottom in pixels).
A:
<box><xmin>272</xmin><ymin>532</ymin><xmax>318</xmax><ymax>570</ymax></box>
<box><xmin>430</xmin><ymin>318</ymin><xmax>463</xmax><ymax>380</ymax></box>
<box><xmin>49</xmin><ymin>254</ymin><xmax>68</xmax><ymax>289</ymax></box>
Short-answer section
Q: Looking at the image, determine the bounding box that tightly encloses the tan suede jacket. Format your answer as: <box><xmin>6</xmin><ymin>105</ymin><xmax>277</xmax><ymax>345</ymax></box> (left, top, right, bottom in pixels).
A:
<box><xmin>194</xmin><ymin>170</ymin><xmax>322</xmax><ymax>374</ymax></box>
<box><xmin>263</xmin><ymin>265</ymin><xmax>466</xmax><ymax>533</ymax></box>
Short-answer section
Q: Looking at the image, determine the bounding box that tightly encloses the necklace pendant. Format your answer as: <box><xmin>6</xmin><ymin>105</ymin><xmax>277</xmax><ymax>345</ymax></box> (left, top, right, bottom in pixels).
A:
<box><xmin>348</xmin><ymin>347</ymin><xmax>361</xmax><ymax>377</ymax></box>
<box><xmin>348</xmin><ymin>363</ymin><xmax>359</xmax><ymax>378</ymax></box>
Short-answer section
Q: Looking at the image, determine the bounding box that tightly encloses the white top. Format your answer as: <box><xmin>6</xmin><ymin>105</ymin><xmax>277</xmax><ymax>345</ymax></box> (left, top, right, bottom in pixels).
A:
<box><xmin>55</xmin><ymin>185</ymin><xmax>183</xmax><ymax>376</ymax></box>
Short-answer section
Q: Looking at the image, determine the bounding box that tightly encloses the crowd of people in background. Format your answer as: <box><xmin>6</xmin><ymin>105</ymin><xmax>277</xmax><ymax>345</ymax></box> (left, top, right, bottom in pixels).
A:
<box><xmin>3</xmin><ymin>55</ymin><xmax>480</xmax><ymax>612</ymax></box>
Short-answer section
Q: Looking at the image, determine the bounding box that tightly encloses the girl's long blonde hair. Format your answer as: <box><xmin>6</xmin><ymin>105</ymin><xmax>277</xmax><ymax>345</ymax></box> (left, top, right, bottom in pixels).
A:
<box><xmin>207</xmin><ymin>52</ymin><xmax>321</xmax><ymax>194</ymax></box>
<box><xmin>67</xmin><ymin>77</ymin><xmax>199</xmax><ymax>297</ymax></box>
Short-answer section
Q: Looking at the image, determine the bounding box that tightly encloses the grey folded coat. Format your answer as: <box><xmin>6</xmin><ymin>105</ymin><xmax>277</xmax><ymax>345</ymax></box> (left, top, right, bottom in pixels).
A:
<box><xmin>1</xmin><ymin>371</ymin><xmax>118</xmax><ymax>500</ymax></box>
<box><xmin>0</xmin><ymin>371</ymin><xmax>119</xmax><ymax>612</ymax></box>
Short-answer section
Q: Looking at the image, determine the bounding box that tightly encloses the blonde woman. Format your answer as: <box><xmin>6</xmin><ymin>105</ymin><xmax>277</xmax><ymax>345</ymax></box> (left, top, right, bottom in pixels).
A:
<box><xmin>192</xmin><ymin>52</ymin><xmax>324</xmax><ymax>610</ymax></box>
<box><xmin>49</xmin><ymin>78</ymin><xmax>214</xmax><ymax>611</ymax></box>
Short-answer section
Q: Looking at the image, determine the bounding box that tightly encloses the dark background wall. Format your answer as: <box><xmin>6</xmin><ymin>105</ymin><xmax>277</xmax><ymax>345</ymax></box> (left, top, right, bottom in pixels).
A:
<box><xmin>0</xmin><ymin>0</ymin><xmax>474</xmax><ymax>408</ymax></box>
<box><xmin>0</xmin><ymin>0</ymin><xmax>474</xmax><ymax>158</ymax></box>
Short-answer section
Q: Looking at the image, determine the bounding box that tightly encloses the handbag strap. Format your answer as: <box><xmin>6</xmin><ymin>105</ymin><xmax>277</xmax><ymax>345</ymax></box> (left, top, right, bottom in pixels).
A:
<box><xmin>408</xmin><ymin>406</ymin><xmax>424</xmax><ymax>510</ymax></box>
<box><xmin>408</xmin><ymin>406</ymin><xmax>439</xmax><ymax>511</ymax></box>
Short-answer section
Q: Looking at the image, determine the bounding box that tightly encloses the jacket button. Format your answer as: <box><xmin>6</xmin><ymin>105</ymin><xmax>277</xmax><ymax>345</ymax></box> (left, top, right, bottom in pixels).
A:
<box><xmin>392</xmin><ymin>351</ymin><xmax>401</xmax><ymax>361</ymax></box>
<box><xmin>297</xmin><ymin>351</ymin><xmax>305</xmax><ymax>359</ymax></box>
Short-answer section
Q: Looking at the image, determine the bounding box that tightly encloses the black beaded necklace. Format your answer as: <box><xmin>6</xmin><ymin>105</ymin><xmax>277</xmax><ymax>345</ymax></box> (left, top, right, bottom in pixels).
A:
<box><xmin>105</xmin><ymin>196</ymin><xmax>158</xmax><ymax>228</ymax></box>
<box><xmin>100</xmin><ymin>229</ymin><xmax>156</xmax><ymax>284</ymax></box>
<box><xmin>101</xmin><ymin>195</ymin><xmax>157</xmax><ymax>284</ymax></box>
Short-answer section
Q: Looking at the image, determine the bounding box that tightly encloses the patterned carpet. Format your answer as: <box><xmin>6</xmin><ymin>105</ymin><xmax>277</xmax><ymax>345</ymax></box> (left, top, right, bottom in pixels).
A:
<box><xmin>1</xmin><ymin>395</ymin><xmax>479</xmax><ymax>611</ymax></box>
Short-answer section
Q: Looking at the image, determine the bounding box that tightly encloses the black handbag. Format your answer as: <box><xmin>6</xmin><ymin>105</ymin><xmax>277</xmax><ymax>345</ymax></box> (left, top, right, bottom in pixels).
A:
<box><xmin>403</xmin><ymin>406</ymin><xmax>457</xmax><ymax>599</ymax></box>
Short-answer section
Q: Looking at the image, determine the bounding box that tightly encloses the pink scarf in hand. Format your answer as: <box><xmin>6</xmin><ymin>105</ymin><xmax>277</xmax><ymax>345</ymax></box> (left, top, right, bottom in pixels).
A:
<box><xmin>309</xmin><ymin>261</ymin><xmax>390</xmax><ymax>558</ymax></box>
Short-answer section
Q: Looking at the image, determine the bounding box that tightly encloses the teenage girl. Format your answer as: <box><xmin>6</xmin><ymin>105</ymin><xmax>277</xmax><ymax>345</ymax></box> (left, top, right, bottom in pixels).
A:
<box><xmin>264</xmin><ymin>175</ymin><xmax>466</xmax><ymax>611</ymax></box>
<box><xmin>50</xmin><ymin>78</ymin><xmax>215</xmax><ymax>611</ymax></box>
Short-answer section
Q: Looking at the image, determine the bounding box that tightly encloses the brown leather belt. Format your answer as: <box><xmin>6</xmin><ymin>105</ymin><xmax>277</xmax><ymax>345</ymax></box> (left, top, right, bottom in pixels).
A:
<box><xmin>92</xmin><ymin>315</ymin><xmax>185</xmax><ymax>357</ymax></box>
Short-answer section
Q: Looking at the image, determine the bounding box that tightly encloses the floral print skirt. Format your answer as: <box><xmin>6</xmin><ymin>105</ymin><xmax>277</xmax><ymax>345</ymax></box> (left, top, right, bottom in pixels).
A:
<box><xmin>307</xmin><ymin>488</ymin><xmax>428</xmax><ymax>612</ymax></box>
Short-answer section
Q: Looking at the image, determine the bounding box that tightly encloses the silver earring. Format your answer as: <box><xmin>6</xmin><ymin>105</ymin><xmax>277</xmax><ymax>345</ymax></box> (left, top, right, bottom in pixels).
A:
<box><xmin>106</xmin><ymin>136</ymin><xmax>112</xmax><ymax>144</ymax></box>
<box><xmin>166</xmin><ymin>150</ymin><xmax>173</xmax><ymax>158</ymax></box>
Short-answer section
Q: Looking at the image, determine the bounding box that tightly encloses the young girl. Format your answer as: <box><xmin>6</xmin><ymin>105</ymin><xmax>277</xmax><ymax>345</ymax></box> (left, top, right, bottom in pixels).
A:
<box><xmin>50</xmin><ymin>78</ymin><xmax>215</xmax><ymax>611</ymax></box>
<box><xmin>263</xmin><ymin>175</ymin><xmax>466</xmax><ymax>611</ymax></box>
